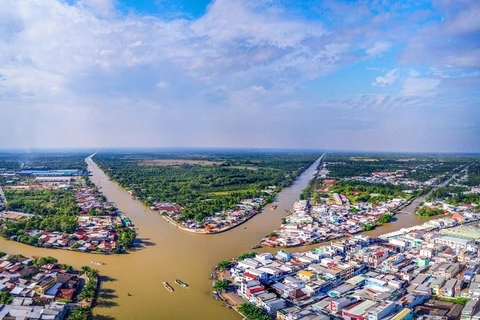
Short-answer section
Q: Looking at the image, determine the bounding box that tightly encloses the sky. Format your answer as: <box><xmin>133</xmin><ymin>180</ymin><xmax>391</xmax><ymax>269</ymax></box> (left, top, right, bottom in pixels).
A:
<box><xmin>0</xmin><ymin>0</ymin><xmax>479</xmax><ymax>152</ymax></box>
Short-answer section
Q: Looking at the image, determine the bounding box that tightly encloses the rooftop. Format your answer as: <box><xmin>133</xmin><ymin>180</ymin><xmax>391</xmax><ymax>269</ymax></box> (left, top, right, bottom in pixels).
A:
<box><xmin>440</xmin><ymin>226</ymin><xmax>480</xmax><ymax>241</ymax></box>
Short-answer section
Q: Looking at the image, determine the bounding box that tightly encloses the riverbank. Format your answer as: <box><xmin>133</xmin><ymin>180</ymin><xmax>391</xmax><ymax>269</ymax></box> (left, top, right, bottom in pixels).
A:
<box><xmin>160</xmin><ymin>209</ymin><xmax>262</xmax><ymax>234</ymax></box>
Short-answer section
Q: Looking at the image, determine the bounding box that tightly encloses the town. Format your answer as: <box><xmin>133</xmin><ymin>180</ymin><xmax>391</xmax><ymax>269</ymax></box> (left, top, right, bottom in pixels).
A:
<box><xmin>0</xmin><ymin>168</ymin><xmax>136</xmax><ymax>254</ymax></box>
<box><xmin>259</xmin><ymin>157</ymin><xmax>448</xmax><ymax>248</ymax></box>
<box><xmin>211</xmin><ymin>156</ymin><xmax>480</xmax><ymax>320</ymax></box>
<box><xmin>0</xmin><ymin>252</ymin><xmax>98</xmax><ymax>319</ymax></box>
<box><xmin>214</xmin><ymin>212</ymin><xmax>480</xmax><ymax>320</ymax></box>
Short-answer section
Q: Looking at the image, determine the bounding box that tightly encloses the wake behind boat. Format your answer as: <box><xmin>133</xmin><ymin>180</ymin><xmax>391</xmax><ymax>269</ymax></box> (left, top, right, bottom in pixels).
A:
<box><xmin>163</xmin><ymin>281</ymin><xmax>174</xmax><ymax>292</ymax></box>
<box><xmin>175</xmin><ymin>279</ymin><xmax>188</xmax><ymax>287</ymax></box>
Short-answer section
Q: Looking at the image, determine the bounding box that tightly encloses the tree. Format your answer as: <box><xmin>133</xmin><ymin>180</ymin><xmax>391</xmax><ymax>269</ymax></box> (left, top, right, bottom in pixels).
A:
<box><xmin>238</xmin><ymin>302</ymin><xmax>271</xmax><ymax>320</ymax></box>
<box><xmin>68</xmin><ymin>306</ymin><xmax>92</xmax><ymax>320</ymax></box>
<box><xmin>61</xmin><ymin>264</ymin><xmax>73</xmax><ymax>272</ymax></box>
<box><xmin>32</xmin><ymin>256</ymin><xmax>58</xmax><ymax>268</ymax></box>
<box><xmin>0</xmin><ymin>291</ymin><xmax>12</xmax><ymax>304</ymax></box>
<box><xmin>377</xmin><ymin>213</ymin><xmax>393</xmax><ymax>224</ymax></box>
<box><xmin>216</xmin><ymin>260</ymin><xmax>231</xmax><ymax>270</ymax></box>
<box><xmin>86</xmin><ymin>268</ymin><xmax>99</xmax><ymax>279</ymax></box>
<box><xmin>213</xmin><ymin>279</ymin><xmax>229</xmax><ymax>291</ymax></box>
<box><xmin>360</xmin><ymin>223</ymin><xmax>373</xmax><ymax>231</ymax></box>
<box><xmin>80</xmin><ymin>266</ymin><xmax>91</xmax><ymax>275</ymax></box>
<box><xmin>118</xmin><ymin>228</ymin><xmax>136</xmax><ymax>248</ymax></box>
<box><xmin>238</xmin><ymin>252</ymin><xmax>256</xmax><ymax>260</ymax></box>
<box><xmin>78</xmin><ymin>288</ymin><xmax>94</xmax><ymax>301</ymax></box>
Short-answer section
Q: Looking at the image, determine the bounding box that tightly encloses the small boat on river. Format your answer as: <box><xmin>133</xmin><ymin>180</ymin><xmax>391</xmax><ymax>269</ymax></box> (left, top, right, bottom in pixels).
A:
<box><xmin>251</xmin><ymin>244</ymin><xmax>261</xmax><ymax>249</ymax></box>
<box><xmin>91</xmin><ymin>261</ymin><xmax>106</xmax><ymax>266</ymax></box>
<box><xmin>175</xmin><ymin>279</ymin><xmax>188</xmax><ymax>287</ymax></box>
<box><xmin>213</xmin><ymin>291</ymin><xmax>222</xmax><ymax>300</ymax></box>
<box><xmin>271</xmin><ymin>205</ymin><xmax>277</xmax><ymax>210</ymax></box>
<box><xmin>163</xmin><ymin>282</ymin><xmax>174</xmax><ymax>292</ymax></box>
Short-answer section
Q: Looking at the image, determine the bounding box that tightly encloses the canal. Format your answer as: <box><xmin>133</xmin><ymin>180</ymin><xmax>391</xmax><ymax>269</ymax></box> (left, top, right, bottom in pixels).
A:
<box><xmin>0</xmin><ymin>154</ymin><xmax>442</xmax><ymax>319</ymax></box>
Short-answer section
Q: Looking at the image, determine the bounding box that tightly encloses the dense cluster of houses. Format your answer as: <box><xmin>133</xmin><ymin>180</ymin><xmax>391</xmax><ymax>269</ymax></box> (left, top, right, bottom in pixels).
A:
<box><xmin>261</xmin><ymin>198</ymin><xmax>406</xmax><ymax>248</ymax></box>
<box><xmin>226</xmin><ymin>212</ymin><xmax>480</xmax><ymax>320</ymax></box>
<box><xmin>151</xmin><ymin>198</ymin><xmax>264</xmax><ymax>233</ymax></box>
<box><xmin>348</xmin><ymin>169</ymin><xmax>435</xmax><ymax>188</ymax></box>
<box><xmin>0</xmin><ymin>254</ymin><xmax>83</xmax><ymax>319</ymax></box>
<box><xmin>0</xmin><ymin>172</ymin><xmax>134</xmax><ymax>254</ymax></box>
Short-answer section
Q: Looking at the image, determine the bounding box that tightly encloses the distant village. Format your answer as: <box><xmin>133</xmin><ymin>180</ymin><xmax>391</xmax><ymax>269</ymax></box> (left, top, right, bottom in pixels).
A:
<box><xmin>0</xmin><ymin>168</ymin><xmax>135</xmax><ymax>254</ymax></box>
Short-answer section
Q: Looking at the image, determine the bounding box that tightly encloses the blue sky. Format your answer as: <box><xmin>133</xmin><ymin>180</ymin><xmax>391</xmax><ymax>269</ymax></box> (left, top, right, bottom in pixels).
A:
<box><xmin>0</xmin><ymin>0</ymin><xmax>479</xmax><ymax>152</ymax></box>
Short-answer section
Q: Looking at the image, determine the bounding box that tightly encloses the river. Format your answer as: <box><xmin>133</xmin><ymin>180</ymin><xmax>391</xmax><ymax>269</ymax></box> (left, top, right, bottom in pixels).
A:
<box><xmin>0</xmin><ymin>155</ymin><xmax>445</xmax><ymax>319</ymax></box>
<box><xmin>0</xmin><ymin>155</ymin><xmax>321</xmax><ymax>319</ymax></box>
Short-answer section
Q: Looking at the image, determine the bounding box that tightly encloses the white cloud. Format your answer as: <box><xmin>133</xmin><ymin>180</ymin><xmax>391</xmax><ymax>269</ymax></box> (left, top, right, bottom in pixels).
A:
<box><xmin>409</xmin><ymin>69</ymin><xmax>420</xmax><ymax>77</ymax></box>
<box><xmin>402</xmin><ymin>77</ymin><xmax>441</xmax><ymax>96</ymax></box>
<box><xmin>366</xmin><ymin>41</ymin><xmax>390</xmax><ymax>56</ymax></box>
<box><xmin>372</xmin><ymin>69</ymin><xmax>399</xmax><ymax>86</ymax></box>
<box><xmin>77</xmin><ymin>0</ymin><xmax>116</xmax><ymax>18</ymax></box>
<box><xmin>156</xmin><ymin>81</ymin><xmax>168</xmax><ymax>88</ymax></box>
<box><xmin>0</xmin><ymin>0</ymin><xmax>478</xmax><ymax>152</ymax></box>
<box><xmin>250</xmin><ymin>85</ymin><xmax>265</xmax><ymax>92</ymax></box>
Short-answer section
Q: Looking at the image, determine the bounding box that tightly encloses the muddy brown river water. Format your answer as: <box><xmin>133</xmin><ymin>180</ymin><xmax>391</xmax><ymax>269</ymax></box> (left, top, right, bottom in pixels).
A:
<box><xmin>0</xmin><ymin>155</ymin><xmax>434</xmax><ymax>319</ymax></box>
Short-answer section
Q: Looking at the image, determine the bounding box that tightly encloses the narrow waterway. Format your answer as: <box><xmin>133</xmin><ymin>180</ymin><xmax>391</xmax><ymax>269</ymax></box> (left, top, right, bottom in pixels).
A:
<box><xmin>0</xmin><ymin>155</ymin><xmax>453</xmax><ymax>319</ymax></box>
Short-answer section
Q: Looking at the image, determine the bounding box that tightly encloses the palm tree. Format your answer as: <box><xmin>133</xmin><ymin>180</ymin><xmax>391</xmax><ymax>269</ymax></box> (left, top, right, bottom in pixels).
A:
<box><xmin>61</xmin><ymin>264</ymin><xmax>73</xmax><ymax>272</ymax></box>
<box><xmin>86</xmin><ymin>268</ymin><xmax>99</xmax><ymax>279</ymax></box>
<box><xmin>80</xmin><ymin>266</ymin><xmax>91</xmax><ymax>275</ymax></box>
<box><xmin>78</xmin><ymin>289</ymin><xmax>94</xmax><ymax>301</ymax></box>
<box><xmin>69</xmin><ymin>306</ymin><xmax>91</xmax><ymax>320</ymax></box>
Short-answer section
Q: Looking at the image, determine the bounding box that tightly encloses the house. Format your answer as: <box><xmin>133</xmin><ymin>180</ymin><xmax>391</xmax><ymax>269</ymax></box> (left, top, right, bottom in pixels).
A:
<box><xmin>297</xmin><ymin>270</ymin><xmax>317</xmax><ymax>282</ymax></box>
<box><xmin>390</xmin><ymin>308</ymin><xmax>413</xmax><ymax>320</ymax></box>
<box><xmin>342</xmin><ymin>299</ymin><xmax>378</xmax><ymax>320</ymax></box>
<box><xmin>367</xmin><ymin>301</ymin><xmax>396</xmax><ymax>320</ymax></box>
<box><xmin>34</xmin><ymin>277</ymin><xmax>56</xmax><ymax>295</ymax></box>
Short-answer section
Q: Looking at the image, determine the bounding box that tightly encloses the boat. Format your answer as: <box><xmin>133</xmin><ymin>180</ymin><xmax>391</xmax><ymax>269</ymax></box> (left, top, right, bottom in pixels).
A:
<box><xmin>90</xmin><ymin>261</ymin><xmax>106</xmax><ymax>266</ymax></box>
<box><xmin>271</xmin><ymin>205</ymin><xmax>277</xmax><ymax>210</ymax></box>
<box><xmin>212</xmin><ymin>291</ymin><xmax>222</xmax><ymax>300</ymax></box>
<box><xmin>251</xmin><ymin>244</ymin><xmax>261</xmax><ymax>249</ymax></box>
<box><xmin>163</xmin><ymin>282</ymin><xmax>174</xmax><ymax>292</ymax></box>
<box><xmin>175</xmin><ymin>279</ymin><xmax>188</xmax><ymax>287</ymax></box>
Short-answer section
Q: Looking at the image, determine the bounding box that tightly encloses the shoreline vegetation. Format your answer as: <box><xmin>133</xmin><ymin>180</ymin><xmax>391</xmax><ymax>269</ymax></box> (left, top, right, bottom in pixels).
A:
<box><xmin>94</xmin><ymin>151</ymin><xmax>322</xmax><ymax>234</ymax></box>
<box><xmin>160</xmin><ymin>208</ymin><xmax>261</xmax><ymax>234</ymax></box>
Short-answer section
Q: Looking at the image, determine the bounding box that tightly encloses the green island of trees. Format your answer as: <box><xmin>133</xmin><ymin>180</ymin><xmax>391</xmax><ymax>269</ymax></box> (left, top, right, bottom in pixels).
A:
<box><xmin>95</xmin><ymin>151</ymin><xmax>320</xmax><ymax>221</ymax></box>
<box><xmin>416</xmin><ymin>206</ymin><xmax>444</xmax><ymax>217</ymax></box>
